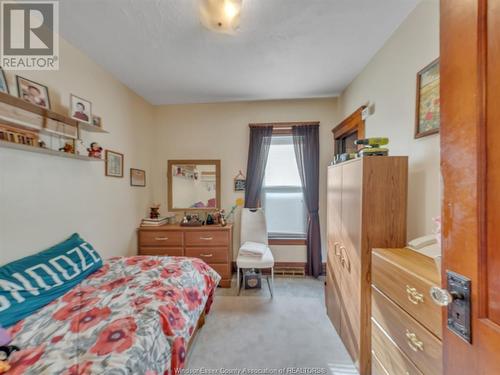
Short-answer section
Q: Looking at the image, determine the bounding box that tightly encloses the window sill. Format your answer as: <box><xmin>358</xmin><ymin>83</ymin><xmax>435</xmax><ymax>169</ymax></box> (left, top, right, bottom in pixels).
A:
<box><xmin>269</xmin><ymin>238</ymin><xmax>307</xmax><ymax>246</ymax></box>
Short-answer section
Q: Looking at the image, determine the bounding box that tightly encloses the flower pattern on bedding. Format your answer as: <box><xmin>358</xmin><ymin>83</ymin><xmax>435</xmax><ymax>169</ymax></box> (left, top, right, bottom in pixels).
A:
<box><xmin>7</xmin><ymin>256</ymin><xmax>221</xmax><ymax>375</ymax></box>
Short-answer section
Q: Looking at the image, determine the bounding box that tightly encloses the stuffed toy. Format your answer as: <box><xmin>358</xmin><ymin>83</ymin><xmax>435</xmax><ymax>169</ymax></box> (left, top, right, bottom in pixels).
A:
<box><xmin>59</xmin><ymin>142</ymin><xmax>74</xmax><ymax>153</ymax></box>
<box><xmin>0</xmin><ymin>326</ymin><xmax>19</xmax><ymax>374</ymax></box>
<box><xmin>0</xmin><ymin>360</ymin><xmax>10</xmax><ymax>373</ymax></box>
<box><xmin>87</xmin><ymin>142</ymin><xmax>103</xmax><ymax>158</ymax></box>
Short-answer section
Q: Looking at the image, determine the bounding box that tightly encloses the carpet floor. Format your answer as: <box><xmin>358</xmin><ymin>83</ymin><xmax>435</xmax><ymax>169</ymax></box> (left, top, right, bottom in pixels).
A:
<box><xmin>186</xmin><ymin>277</ymin><xmax>358</xmax><ymax>374</ymax></box>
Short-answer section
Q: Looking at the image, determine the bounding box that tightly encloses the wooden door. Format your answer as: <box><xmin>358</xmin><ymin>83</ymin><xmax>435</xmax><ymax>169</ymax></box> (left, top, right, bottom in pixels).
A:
<box><xmin>441</xmin><ymin>0</ymin><xmax>500</xmax><ymax>373</ymax></box>
<box><xmin>326</xmin><ymin>165</ymin><xmax>343</xmax><ymax>332</ymax></box>
<box><xmin>339</xmin><ymin>160</ymin><xmax>363</xmax><ymax>367</ymax></box>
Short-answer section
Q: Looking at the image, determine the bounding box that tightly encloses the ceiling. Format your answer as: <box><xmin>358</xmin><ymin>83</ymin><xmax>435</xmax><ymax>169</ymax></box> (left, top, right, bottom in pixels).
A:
<box><xmin>59</xmin><ymin>0</ymin><xmax>419</xmax><ymax>105</ymax></box>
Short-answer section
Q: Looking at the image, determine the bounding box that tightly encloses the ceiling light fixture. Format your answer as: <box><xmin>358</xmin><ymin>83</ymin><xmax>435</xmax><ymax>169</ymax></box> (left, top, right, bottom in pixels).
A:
<box><xmin>199</xmin><ymin>0</ymin><xmax>242</xmax><ymax>34</ymax></box>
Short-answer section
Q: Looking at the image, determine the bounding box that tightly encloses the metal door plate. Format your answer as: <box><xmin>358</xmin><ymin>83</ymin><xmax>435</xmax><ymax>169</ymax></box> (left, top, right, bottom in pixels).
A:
<box><xmin>447</xmin><ymin>271</ymin><xmax>471</xmax><ymax>343</ymax></box>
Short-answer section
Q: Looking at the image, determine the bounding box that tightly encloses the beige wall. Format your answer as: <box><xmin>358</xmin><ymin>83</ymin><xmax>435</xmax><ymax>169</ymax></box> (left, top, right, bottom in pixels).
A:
<box><xmin>0</xmin><ymin>0</ymin><xmax>439</xmax><ymax>265</ymax></box>
<box><xmin>152</xmin><ymin>99</ymin><xmax>340</xmax><ymax>261</ymax></box>
<box><xmin>0</xmin><ymin>37</ymin><xmax>155</xmax><ymax>264</ymax></box>
<box><xmin>338</xmin><ymin>0</ymin><xmax>440</xmax><ymax>240</ymax></box>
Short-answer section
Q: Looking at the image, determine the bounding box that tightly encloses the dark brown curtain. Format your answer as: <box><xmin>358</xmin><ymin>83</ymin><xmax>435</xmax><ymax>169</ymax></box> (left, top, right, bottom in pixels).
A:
<box><xmin>244</xmin><ymin>126</ymin><xmax>273</xmax><ymax>208</ymax></box>
<box><xmin>292</xmin><ymin>125</ymin><xmax>322</xmax><ymax>277</ymax></box>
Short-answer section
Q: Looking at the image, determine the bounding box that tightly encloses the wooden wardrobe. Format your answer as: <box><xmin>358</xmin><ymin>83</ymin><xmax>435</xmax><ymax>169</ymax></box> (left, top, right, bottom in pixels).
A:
<box><xmin>325</xmin><ymin>156</ymin><xmax>408</xmax><ymax>375</ymax></box>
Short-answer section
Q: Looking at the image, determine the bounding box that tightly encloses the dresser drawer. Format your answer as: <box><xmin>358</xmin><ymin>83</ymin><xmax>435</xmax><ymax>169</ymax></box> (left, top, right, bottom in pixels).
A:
<box><xmin>185</xmin><ymin>231</ymin><xmax>229</xmax><ymax>246</ymax></box>
<box><xmin>372</xmin><ymin>286</ymin><xmax>442</xmax><ymax>375</ymax></box>
<box><xmin>185</xmin><ymin>247</ymin><xmax>229</xmax><ymax>263</ymax></box>
<box><xmin>208</xmin><ymin>263</ymin><xmax>231</xmax><ymax>278</ymax></box>
<box><xmin>372</xmin><ymin>250</ymin><xmax>442</xmax><ymax>338</ymax></box>
<box><xmin>372</xmin><ymin>352</ymin><xmax>389</xmax><ymax>375</ymax></box>
<box><xmin>139</xmin><ymin>231</ymin><xmax>183</xmax><ymax>247</ymax></box>
<box><xmin>139</xmin><ymin>247</ymin><xmax>184</xmax><ymax>257</ymax></box>
<box><xmin>372</xmin><ymin>318</ymin><xmax>423</xmax><ymax>375</ymax></box>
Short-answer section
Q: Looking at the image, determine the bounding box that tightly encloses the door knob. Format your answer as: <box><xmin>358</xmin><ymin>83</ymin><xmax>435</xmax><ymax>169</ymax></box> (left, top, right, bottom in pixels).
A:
<box><xmin>430</xmin><ymin>286</ymin><xmax>464</xmax><ymax>306</ymax></box>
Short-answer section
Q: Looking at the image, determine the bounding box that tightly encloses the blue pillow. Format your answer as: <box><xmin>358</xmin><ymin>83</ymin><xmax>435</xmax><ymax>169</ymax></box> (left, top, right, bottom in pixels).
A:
<box><xmin>0</xmin><ymin>233</ymin><xmax>103</xmax><ymax>327</ymax></box>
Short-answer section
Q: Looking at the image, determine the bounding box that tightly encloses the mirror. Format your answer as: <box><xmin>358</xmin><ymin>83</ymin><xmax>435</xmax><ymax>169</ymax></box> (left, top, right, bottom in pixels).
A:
<box><xmin>168</xmin><ymin>160</ymin><xmax>221</xmax><ymax>211</ymax></box>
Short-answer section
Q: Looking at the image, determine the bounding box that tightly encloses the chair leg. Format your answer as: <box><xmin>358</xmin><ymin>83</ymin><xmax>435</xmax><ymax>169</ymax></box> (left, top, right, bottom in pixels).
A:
<box><xmin>237</xmin><ymin>267</ymin><xmax>240</xmax><ymax>296</ymax></box>
<box><xmin>271</xmin><ymin>267</ymin><xmax>274</xmax><ymax>298</ymax></box>
<box><xmin>266</xmin><ymin>268</ymin><xmax>274</xmax><ymax>299</ymax></box>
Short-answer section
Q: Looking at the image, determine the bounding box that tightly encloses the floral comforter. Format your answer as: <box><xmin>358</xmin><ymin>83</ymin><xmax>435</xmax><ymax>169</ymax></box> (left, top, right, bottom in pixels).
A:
<box><xmin>6</xmin><ymin>256</ymin><xmax>221</xmax><ymax>375</ymax></box>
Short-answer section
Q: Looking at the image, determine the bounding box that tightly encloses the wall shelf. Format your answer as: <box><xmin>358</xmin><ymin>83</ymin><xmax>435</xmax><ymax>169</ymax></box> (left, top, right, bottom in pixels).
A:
<box><xmin>0</xmin><ymin>91</ymin><xmax>109</xmax><ymax>161</ymax></box>
<box><xmin>0</xmin><ymin>140</ymin><xmax>103</xmax><ymax>161</ymax></box>
<box><xmin>78</xmin><ymin>122</ymin><xmax>108</xmax><ymax>133</ymax></box>
<box><xmin>0</xmin><ymin>91</ymin><xmax>79</xmax><ymax>127</ymax></box>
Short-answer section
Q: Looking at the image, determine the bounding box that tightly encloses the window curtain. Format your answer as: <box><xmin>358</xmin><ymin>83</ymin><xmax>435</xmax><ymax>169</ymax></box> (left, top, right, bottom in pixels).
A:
<box><xmin>292</xmin><ymin>125</ymin><xmax>322</xmax><ymax>277</ymax></box>
<box><xmin>244</xmin><ymin>126</ymin><xmax>273</xmax><ymax>208</ymax></box>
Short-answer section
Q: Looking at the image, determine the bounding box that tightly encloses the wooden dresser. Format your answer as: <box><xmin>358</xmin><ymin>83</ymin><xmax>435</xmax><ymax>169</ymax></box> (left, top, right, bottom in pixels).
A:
<box><xmin>325</xmin><ymin>156</ymin><xmax>408</xmax><ymax>375</ymax></box>
<box><xmin>138</xmin><ymin>224</ymin><xmax>233</xmax><ymax>288</ymax></box>
<box><xmin>371</xmin><ymin>247</ymin><xmax>442</xmax><ymax>375</ymax></box>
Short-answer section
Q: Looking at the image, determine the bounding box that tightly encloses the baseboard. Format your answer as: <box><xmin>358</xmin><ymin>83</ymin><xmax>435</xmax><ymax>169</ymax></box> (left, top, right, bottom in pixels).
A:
<box><xmin>231</xmin><ymin>261</ymin><xmax>327</xmax><ymax>276</ymax></box>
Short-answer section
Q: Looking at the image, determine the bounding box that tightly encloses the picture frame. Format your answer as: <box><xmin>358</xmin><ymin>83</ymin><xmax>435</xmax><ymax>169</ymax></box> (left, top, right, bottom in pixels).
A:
<box><xmin>16</xmin><ymin>76</ymin><xmax>50</xmax><ymax>109</ymax></box>
<box><xmin>0</xmin><ymin>68</ymin><xmax>9</xmax><ymax>94</ymax></box>
<box><xmin>233</xmin><ymin>170</ymin><xmax>246</xmax><ymax>192</ymax></box>
<box><xmin>92</xmin><ymin>115</ymin><xmax>102</xmax><ymax>128</ymax></box>
<box><xmin>415</xmin><ymin>58</ymin><xmax>440</xmax><ymax>138</ymax></box>
<box><xmin>70</xmin><ymin>94</ymin><xmax>92</xmax><ymax>124</ymax></box>
<box><xmin>130</xmin><ymin>168</ymin><xmax>146</xmax><ymax>187</ymax></box>
<box><xmin>105</xmin><ymin>150</ymin><xmax>124</xmax><ymax>178</ymax></box>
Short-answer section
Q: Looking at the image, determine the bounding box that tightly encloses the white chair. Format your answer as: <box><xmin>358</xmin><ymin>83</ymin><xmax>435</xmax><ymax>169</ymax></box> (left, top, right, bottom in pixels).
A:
<box><xmin>236</xmin><ymin>208</ymin><xmax>275</xmax><ymax>297</ymax></box>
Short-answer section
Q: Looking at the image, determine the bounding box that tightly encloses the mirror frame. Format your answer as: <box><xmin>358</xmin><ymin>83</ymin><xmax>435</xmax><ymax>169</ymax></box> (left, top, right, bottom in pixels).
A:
<box><xmin>167</xmin><ymin>159</ymin><xmax>221</xmax><ymax>212</ymax></box>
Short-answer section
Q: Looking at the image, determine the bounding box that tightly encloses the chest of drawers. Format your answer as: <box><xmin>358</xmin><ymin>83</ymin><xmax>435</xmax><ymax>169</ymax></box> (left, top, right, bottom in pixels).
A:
<box><xmin>138</xmin><ymin>224</ymin><xmax>233</xmax><ymax>288</ymax></box>
<box><xmin>371</xmin><ymin>247</ymin><xmax>442</xmax><ymax>375</ymax></box>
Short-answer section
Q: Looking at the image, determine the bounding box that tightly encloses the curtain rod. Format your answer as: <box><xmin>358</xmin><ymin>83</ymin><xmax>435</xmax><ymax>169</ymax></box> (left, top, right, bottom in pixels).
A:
<box><xmin>248</xmin><ymin>121</ymin><xmax>320</xmax><ymax>129</ymax></box>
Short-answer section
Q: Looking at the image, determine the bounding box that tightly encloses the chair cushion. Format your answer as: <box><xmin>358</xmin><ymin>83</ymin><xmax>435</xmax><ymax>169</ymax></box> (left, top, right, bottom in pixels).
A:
<box><xmin>239</xmin><ymin>241</ymin><xmax>267</xmax><ymax>256</ymax></box>
<box><xmin>237</xmin><ymin>246</ymin><xmax>274</xmax><ymax>269</ymax></box>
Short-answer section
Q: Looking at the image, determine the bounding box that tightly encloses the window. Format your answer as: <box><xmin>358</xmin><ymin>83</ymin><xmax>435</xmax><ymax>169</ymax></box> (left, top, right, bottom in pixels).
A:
<box><xmin>261</xmin><ymin>135</ymin><xmax>307</xmax><ymax>239</ymax></box>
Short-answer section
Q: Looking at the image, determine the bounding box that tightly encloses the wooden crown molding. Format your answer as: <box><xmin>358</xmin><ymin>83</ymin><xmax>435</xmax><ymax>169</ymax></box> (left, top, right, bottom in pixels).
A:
<box><xmin>332</xmin><ymin>106</ymin><xmax>366</xmax><ymax>140</ymax></box>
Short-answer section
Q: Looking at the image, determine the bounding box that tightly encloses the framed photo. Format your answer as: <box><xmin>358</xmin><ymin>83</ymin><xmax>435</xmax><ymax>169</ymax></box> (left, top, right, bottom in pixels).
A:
<box><xmin>105</xmin><ymin>150</ymin><xmax>124</xmax><ymax>178</ymax></box>
<box><xmin>16</xmin><ymin>76</ymin><xmax>50</xmax><ymax>109</ymax></box>
<box><xmin>415</xmin><ymin>59</ymin><xmax>440</xmax><ymax>138</ymax></box>
<box><xmin>130</xmin><ymin>168</ymin><xmax>146</xmax><ymax>187</ymax></box>
<box><xmin>0</xmin><ymin>68</ymin><xmax>9</xmax><ymax>94</ymax></box>
<box><xmin>70</xmin><ymin>94</ymin><xmax>92</xmax><ymax>124</ymax></box>
<box><xmin>92</xmin><ymin>115</ymin><xmax>102</xmax><ymax>128</ymax></box>
<box><xmin>233</xmin><ymin>170</ymin><xmax>246</xmax><ymax>192</ymax></box>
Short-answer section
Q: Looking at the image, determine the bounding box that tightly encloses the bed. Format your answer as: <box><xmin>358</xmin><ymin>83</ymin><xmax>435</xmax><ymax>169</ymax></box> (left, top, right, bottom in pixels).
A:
<box><xmin>5</xmin><ymin>254</ymin><xmax>220</xmax><ymax>374</ymax></box>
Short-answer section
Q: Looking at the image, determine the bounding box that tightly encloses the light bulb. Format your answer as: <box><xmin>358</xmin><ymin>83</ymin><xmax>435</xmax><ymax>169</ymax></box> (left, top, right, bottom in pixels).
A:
<box><xmin>224</xmin><ymin>1</ymin><xmax>238</xmax><ymax>19</ymax></box>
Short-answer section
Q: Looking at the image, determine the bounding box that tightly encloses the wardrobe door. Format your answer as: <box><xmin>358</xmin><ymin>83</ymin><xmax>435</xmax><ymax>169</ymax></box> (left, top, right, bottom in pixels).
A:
<box><xmin>339</xmin><ymin>160</ymin><xmax>363</xmax><ymax>364</ymax></box>
<box><xmin>326</xmin><ymin>165</ymin><xmax>343</xmax><ymax>332</ymax></box>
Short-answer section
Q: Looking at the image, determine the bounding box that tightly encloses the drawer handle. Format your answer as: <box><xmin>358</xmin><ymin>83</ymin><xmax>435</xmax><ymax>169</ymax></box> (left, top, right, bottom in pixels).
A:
<box><xmin>154</xmin><ymin>237</ymin><xmax>169</xmax><ymax>241</ymax></box>
<box><xmin>339</xmin><ymin>246</ymin><xmax>350</xmax><ymax>272</ymax></box>
<box><xmin>406</xmin><ymin>285</ymin><xmax>424</xmax><ymax>304</ymax></box>
<box><xmin>200</xmin><ymin>237</ymin><xmax>213</xmax><ymax>241</ymax></box>
<box><xmin>334</xmin><ymin>242</ymin><xmax>341</xmax><ymax>256</ymax></box>
<box><xmin>200</xmin><ymin>253</ymin><xmax>213</xmax><ymax>257</ymax></box>
<box><xmin>405</xmin><ymin>329</ymin><xmax>424</xmax><ymax>352</ymax></box>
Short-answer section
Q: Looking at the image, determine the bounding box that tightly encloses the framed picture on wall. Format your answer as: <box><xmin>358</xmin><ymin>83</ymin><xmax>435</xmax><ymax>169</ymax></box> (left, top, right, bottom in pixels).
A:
<box><xmin>70</xmin><ymin>94</ymin><xmax>92</xmax><ymax>124</ymax></box>
<box><xmin>233</xmin><ymin>170</ymin><xmax>246</xmax><ymax>192</ymax></box>
<box><xmin>0</xmin><ymin>68</ymin><xmax>9</xmax><ymax>94</ymax></box>
<box><xmin>105</xmin><ymin>150</ymin><xmax>124</xmax><ymax>177</ymax></box>
<box><xmin>415</xmin><ymin>58</ymin><xmax>440</xmax><ymax>138</ymax></box>
<box><xmin>130</xmin><ymin>168</ymin><xmax>146</xmax><ymax>187</ymax></box>
<box><xmin>16</xmin><ymin>76</ymin><xmax>50</xmax><ymax>109</ymax></box>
